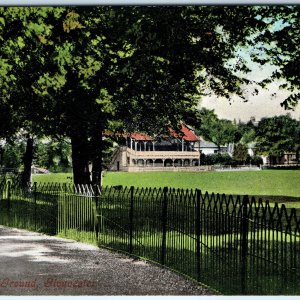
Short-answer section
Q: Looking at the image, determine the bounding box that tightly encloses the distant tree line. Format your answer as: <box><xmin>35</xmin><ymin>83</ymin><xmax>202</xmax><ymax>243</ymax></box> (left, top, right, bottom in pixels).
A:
<box><xmin>0</xmin><ymin>139</ymin><xmax>72</xmax><ymax>173</ymax></box>
<box><xmin>1</xmin><ymin>110</ymin><xmax>298</xmax><ymax>170</ymax></box>
<box><xmin>195</xmin><ymin>108</ymin><xmax>300</xmax><ymax>166</ymax></box>
<box><xmin>200</xmin><ymin>153</ymin><xmax>264</xmax><ymax>167</ymax></box>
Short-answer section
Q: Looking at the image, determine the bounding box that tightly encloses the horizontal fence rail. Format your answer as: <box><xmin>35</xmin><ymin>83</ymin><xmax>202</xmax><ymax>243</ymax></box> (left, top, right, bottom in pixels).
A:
<box><xmin>0</xmin><ymin>180</ymin><xmax>299</xmax><ymax>295</ymax></box>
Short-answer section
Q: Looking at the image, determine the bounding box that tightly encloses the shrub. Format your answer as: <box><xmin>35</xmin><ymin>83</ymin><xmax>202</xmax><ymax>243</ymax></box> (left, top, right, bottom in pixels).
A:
<box><xmin>247</xmin><ymin>155</ymin><xmax>263</xmax><ymax>166</ymax></box>
<box><xmin>201</xmin><ymin>153</ymin><xmax>234</xmax><ymax>165</ymax></box>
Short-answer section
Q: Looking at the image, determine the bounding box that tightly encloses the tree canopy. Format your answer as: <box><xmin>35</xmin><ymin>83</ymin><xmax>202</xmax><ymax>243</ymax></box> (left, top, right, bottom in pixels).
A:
<box><xmin>247</xmin><ymin>6</ymin><xmax>300</xmax><ymax>109</ymax></box>
<box><xmin>255</xmin><ymin>115</ymin><xmax>300</xmax><ymax>157</ymax></box>
<box><xmin>232</xmin><ymin>143</ymin><xmax>248</xmax><ymax>164</ymax></box>
<box><xmin>196</xmin><ymin>108</ymin><xmax>239</xmax><ymax>148</ymax></box>
<box><xmin>1</xmin><ymin>6</ymin><xmax>298</xmax><ymax>184</ymax></box>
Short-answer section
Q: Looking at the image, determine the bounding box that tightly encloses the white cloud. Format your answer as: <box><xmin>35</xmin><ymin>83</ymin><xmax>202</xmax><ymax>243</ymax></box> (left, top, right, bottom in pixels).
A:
<box><xmin>200</xmin><ymin>83</ymin><xmax>300</xmax><ymax>122</ymax></box>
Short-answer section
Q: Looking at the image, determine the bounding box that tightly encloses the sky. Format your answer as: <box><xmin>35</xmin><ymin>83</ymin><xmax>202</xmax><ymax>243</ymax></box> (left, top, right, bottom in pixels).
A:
<box><xmin>201</xmin><ymin>40</ymin><xmax>300</xmax><ymax>122</ymax></box>
<box><xmin>201</xmin><ymin>83</ymin><xmax>300</xmax><ymax>122</ymax></box>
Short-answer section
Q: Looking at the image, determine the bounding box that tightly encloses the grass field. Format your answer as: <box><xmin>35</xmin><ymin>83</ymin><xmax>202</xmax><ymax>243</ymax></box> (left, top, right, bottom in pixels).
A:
<box><xmin>32</xmin><ymin>173</ymin><xmax>73</xmax><ymax>184</ymax></box>
<box><xmin>103</xmin><ymin>170</ymin><xmax>300</xmax><ymax>197</ymax></box>
<box><xmin>32</xmin><ymin>170</ymin><xmax>300</xmax><ymax>201</ymax></box>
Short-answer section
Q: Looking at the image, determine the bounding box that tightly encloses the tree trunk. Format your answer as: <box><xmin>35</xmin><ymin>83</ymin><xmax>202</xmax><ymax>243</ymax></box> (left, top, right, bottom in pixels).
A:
<box><xmin>21</xmin><ymin>136</ymin><xmax>34</xmax><ymax>187</ymax></box>
<box><xmin>71</xmin><ymin>133</ymin><xmax>91</xmax><ymax>185</ymax></box>
<box><xmin>91</xmin><ymin>129</ymin><xmax>103</xmax><ymax>186</ymax></box>
<box><xmin>0</xmin><ymin>146</ymin><xmax>3</xmax><ymax>168</ymax></box>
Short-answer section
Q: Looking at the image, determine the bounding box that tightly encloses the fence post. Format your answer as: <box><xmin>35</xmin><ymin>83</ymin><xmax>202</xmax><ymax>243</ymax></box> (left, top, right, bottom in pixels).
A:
<box><xmin>33</xmin><ymin>182</ymin><xmax>37</xmax><ymax>231</ymax></box>
<box><xmin>161</xmin><ymin>187</ymin><xmax>168</xmax><ymax>265</ymax></box>
<box><xmin>196</xmin><ymin>189</ymin><xmax>201</xmax><ymax>282</ymax></box>
<box><xmin>241</xmin><ymin>195</ymin><xmax>249</xmax><ymax>294</ymax></box>
<box><xmin>7</xmin><ymin>180</ymin><xmax>11</xmax><ymax>210</ymax></box>
<box><xmin>63</xmin><ymin>183</ymin><xmax>67</xmax><ymax>237</ymax></box>
<box><xmin>7</xmin><ymin>181</ymin><xmax>11</xmax><ymax>226</ymax></box>
<box><xmin>93</xmin><ymin>184</ymin><xmax>100</xmax><ymax>242</ymax></box>
<box><xmin>129</xmin><ymin>186</ymin><xmax>134</xmax><ymax>254</ymax></box>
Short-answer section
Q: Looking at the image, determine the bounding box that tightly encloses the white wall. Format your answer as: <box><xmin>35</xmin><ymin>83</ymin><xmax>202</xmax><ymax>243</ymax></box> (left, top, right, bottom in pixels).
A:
<box><xmin>201</xmin><ymin>148</ymin><xmax>219</xmax><ymax>155</ymax></box>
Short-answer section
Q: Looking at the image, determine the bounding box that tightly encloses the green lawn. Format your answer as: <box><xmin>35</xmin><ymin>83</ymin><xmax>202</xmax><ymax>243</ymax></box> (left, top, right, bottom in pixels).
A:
<box><xmin>32</xmin><ymin>173</ymin><xmax>73</xmax><ymax>184</ymax></box>
<box><xmin>32</xmin><ymin>170</ymin><xmax>300</xmax><ymax>199</ymax></box>
<box><xmin>103</xmin><ymin>170</ymin><xmax>300</xmax><ymax>198</ymax></box>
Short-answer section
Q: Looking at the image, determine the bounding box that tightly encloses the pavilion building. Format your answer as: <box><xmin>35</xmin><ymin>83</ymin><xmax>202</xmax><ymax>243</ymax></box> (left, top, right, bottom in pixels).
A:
<box><xmin>108</xmin><ymin>123</ymin><xmax>212</xmax><ymax>172</ymax></box>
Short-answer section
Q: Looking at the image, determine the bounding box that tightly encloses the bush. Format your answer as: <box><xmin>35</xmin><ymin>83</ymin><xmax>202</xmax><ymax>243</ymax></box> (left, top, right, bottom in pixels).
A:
<box><xmin>233</xmin><ymin>143</ymin><xmax>248</xmax><ymax>163</ymax></box>
<box><xmin>201</xmin><ymin>153</ymin><xmax>263</xmax><ymax>167</ymax></box>
<box><xmin>48</xmin><ymin>165</ymin><xmax>73</xmax><ymax>173</ymax></box>
<box><xmin>247</xmin><ymin>155</ymin><xmax>263</xmax><ymax>166</ymax></box>
<box><xmin>1</xmin><ymin>143</ymin><xmax>25</xmax><ymax>169</ymax></box>
<box><xmin>201</xmin><ymin>153</ymin><xmax>235</xmax><ymax>165</ymax></box>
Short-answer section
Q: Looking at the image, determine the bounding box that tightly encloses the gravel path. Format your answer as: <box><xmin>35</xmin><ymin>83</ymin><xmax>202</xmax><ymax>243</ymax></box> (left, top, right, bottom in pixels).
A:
<box><xmin>0</xmin><ymin>225</ymin><xmax>213</xmax><ymax>295</ymax></box>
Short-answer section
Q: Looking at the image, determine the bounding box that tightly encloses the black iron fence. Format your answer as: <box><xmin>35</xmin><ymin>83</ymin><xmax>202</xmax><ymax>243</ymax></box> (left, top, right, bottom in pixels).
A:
<box><xmin>0</xmin><ymin>182</ymin><xmax>299</xmax><ymax>295</ymax></box>
<box><xmin>0</xmin><ymin>182</ymin><xmax>97</xmax><ymax>240</ymax></box>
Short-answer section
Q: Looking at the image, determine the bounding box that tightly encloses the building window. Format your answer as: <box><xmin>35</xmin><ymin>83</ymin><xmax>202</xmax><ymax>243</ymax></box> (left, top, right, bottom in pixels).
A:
<box><xmin>127</xmin><ymin>157</ymin><xmax>130</xmax><ymax>165</ymax></box>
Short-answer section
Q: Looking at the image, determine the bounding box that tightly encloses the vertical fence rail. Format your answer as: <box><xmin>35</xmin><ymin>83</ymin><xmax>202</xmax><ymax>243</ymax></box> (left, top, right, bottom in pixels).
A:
<box><xmin>196</xmin><ymin>189</ymin><xmax>201</xmax><ymax>282</ymax></box>
<box><xmin>129</xmin><ymin>186</ymin><xmax>134</xmax><ymax>254</ymax></box>
<box><xmin>241</xmin><ymin>195</ymin><xmax>249</xmax><ymax>294</ymax></box>
<box><xmin>33</xmin><ymin>182</ymin><xmax>37</xmax><ymax>231</ymax></box>
<box><xmin>161</xmin><ymin>187</ymin><xmax>168</xmax><ymax>266</ymax></box>
<box><xmin>7</xmin><ymin>181</ymin><xmax>11</xmax><ymax>227</ymax></box>
<box><xmin>63</xmin><ymin>183</ymin><xmax>67</xmax><ymax>236</ymax></box>
<box><xmin>94</xmin><ymin>184</ymin><xmax>100</xmax><ymax>241</ymax></box>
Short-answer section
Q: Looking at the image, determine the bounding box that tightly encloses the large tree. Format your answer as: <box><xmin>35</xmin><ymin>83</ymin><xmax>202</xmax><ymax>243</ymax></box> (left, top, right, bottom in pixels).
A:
<box><xmin>0</xmin><ymin>7</ymin><xmax>107</xmax><ymax>184</ymax></box>
<box><xmin>196</xmin><ymin>108</ymin><xmax>239</xmax><ymax>149</ymax></box>
<box><xmin>0</xmin><ymin>6</ymin><xmax>274</xmax><ymax>185</ymax></box>
<box><xmin>232</xmin><ymin>143</ymin><xmax>248</xmax><ymax>164</ymax></box>
<box><xmin>255</xmin><ymin>115</ymin><xmax>299</xmax><ymax>162</ymax></box>
<box><xmin>0</xmin><ymin>8</ymin><xmax>63</xmax><ymax>183</ymax></box>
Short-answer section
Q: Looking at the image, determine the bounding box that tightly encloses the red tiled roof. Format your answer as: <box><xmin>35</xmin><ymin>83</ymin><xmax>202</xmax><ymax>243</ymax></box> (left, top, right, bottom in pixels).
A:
<box><xmin>103</xmin><ymin>123</ymin><xmax>199</xmax><ymax>142</ymax></box>
<box><xmin>169</xmin><ymin>123</ymin><xmax>199</xmax><ymax>142</ymax></box>
<box><xmin>103</xmin><ymin>130</ymin><xmax>153</xmax><ymax>141</ymax></box>
<box><xmin>180</xmin><ymin>123</ymin><xmax>199</xmax><ymax>142</ymax></box>
<box><xmin>127</xmin><ymin>133</ymin><xmax>153</xmax><ymax>141</ymax></box>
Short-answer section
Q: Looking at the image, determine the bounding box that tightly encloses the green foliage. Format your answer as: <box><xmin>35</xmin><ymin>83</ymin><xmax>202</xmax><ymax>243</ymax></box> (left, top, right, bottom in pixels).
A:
<box><xmin>2</xmin><ymin>7</ymin><xmax>298</xmax><ymax>184</ymax></box>
<box><xmin>196</xmin><ymin>108</ymin><xmax>219</xmax><ymax>139</ymax></box>
<box><xmin>201</xmin><ymin>153</ymin><xmax>234</xmax><ymax>165</ymax></box>
<box><xmin>251</xmin><ymin>6</ymin><xmax>300</xmax><ymax>108</ymax></box>
<box><xmin>196</xmin><ymin>108</ymin><xmax>239</xmax><ymax>147</ymax></box>
<box><xmin>237</xmin><ymin>120</ymin><xmax>256</xmax><ymax>145</ymax></box>
<box><xmin>255</xmin><ymin>115</ymin><xmax>299</xmax><ymax>157</ymax></box>
<box><xmin>34</xmin><ymin>139</ymin><xmax>72</xmax><ymax>172</ymax></box>
<box><xmin>247</xmin><ymin>155</ymin><xmax>263</xmax><ymax>166</ymax></box>
<box><xmin>1</xmin><ymin>5</ymin><xmax>281</xmax><ymax>135</ymax></box>
<box><xmin>101</xmin><ymin>138</ymin><xmax>115</xmax><ymax>169</ymax></box>
<box><xmin>1</xmin><ymin>142</ymin><xmax>25</xmax><ymax>169</ymax></box>
<box><xmin>239</xmin><ymin>128</ymin><xmax>256</xmax><ymax>145</ymax></box>
<box><xmin>200</xmin><ymin>151</ymin><xmax>263</xmax><ymax>167</ymax></box>
<box><xmin>210</xmin><ymin>119</ymin><xmax>239</xmax><ymax>147</ymax></box>
<box><xmin>233</xmin><ymin>143</ymin><xmax>248</xmax><ymax>163</ymax></box>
